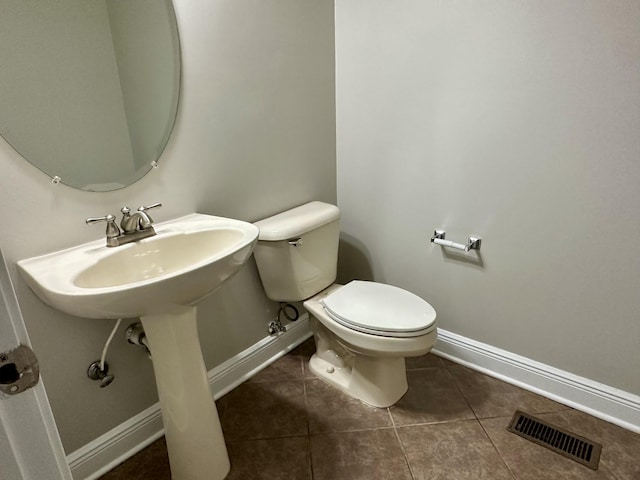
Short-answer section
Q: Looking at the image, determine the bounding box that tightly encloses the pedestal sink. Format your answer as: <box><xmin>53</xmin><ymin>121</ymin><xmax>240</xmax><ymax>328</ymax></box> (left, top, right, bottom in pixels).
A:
<box><xmin>18</xmin><ymin>213</ymin><xmax>259</xmax><ymax>480</ymax></box>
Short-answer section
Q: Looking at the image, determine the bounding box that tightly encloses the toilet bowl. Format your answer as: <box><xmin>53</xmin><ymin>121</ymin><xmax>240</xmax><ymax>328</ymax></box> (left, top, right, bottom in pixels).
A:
<box><xmin>253</xmin><ymin>201</ymin><xmax>437</xmax><ymax>407</ymax></box>
<box><xmin>305</xmin><ymin>282</ymin><xmax>436</xmax><ymax>407</ymax></box>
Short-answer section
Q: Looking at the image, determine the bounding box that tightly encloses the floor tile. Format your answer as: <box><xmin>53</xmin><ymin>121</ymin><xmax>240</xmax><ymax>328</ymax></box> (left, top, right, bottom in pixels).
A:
<box><xmin>405</xmin><ymin>352</ymin><xmax>445</xmax><ymax>370</ymax></box>
<box><xmin>439</xmin><ymin>355</ymin><xmax>460</xmax><ymax>368</ymax></box>
<box><xmin>481</xmin><ymin>416</ymin><xmax>618</xmax><ymax>479</ymax></box>
<box><xmin>397</xmin><ymin>420</ymin><xmax>514</xmax><ymax>479</ymax></box>
<box><xmin>528</xmin><ymin>409</ymin><xmax>640</xmax><ymax>480</ymax></box>
<box><xmin>390</xmin><ymin>368</ymin><xmax>476</xmax><ymax>426</ymax></box>
<box><xmin>305</xmin><ymin>378</ymin><xmax>393</xmax><ymax>434</ymax></box>
<box><xmin>248</xmin><ymin>349</ymin><xmax>304</xmax><ymax>383</ymax></box>
<box><xmin>448</xmin><ymin>365</ymin><xmax>569</xmax><ymax>418</ymax></box>
<box><xmin>226</xmin><ymin>436</ymin><xmax>312</xmax><ymax>479</ymax></box>
<box><xmin>99</xmin><ymin>438</ymin><xmax>170</xmax><ymax>480</ymax></box>
<box><xmin>218</xmin><ymin>380</ymin><xmax>308</xmax><ymax>441</ymax></box>
<box><xmin>99</xmin><ymin>344</ymin><xmax>640</xmax><ymax>480</ymax></box>
<box><xmin>310</xmin><ymin>429</ymin><xmax>412</xmax><ymax>480</ymax></box>
<box><xmin>297</xmin><ymin>336</ymin><xmax>316</xmax><ymax>357</ymax></box>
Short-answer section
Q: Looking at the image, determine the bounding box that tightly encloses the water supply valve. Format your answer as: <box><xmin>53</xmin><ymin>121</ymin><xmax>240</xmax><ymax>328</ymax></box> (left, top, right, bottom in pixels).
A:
<box><xmin>87</xmin><ymin>360</ymin><xmax>115</xmax><ymax>388</ymax></box>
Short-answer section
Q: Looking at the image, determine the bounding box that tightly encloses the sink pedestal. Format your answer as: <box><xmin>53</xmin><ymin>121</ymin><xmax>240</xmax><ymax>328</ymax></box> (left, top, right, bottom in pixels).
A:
<box><xmin>141</xmin><ymin>306</ymin><xmax>230</xmax><ymax>480</ymax></box>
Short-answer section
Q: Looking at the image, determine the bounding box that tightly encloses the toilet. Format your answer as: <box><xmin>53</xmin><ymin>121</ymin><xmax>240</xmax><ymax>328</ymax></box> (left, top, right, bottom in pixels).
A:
<box><xmin>253</xmin><ymin>201</ymin><xmax>437</xmax><ymax>407</ymax></box>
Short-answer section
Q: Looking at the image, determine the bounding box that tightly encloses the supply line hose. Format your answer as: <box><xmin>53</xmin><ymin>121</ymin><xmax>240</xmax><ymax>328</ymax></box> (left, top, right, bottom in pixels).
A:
<box><xmin>100</xmin><ymin>318</ymin><xmax>122</xmax><ymax>372</ymax></box>
<box><xmin>279</xmin><ymin>303</ymin><xmax>299</xmax><ymax>322</ymax></box>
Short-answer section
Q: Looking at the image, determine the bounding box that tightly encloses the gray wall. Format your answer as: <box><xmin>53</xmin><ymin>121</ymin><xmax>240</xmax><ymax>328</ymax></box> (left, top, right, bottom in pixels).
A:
<box><xmin>0</xmin><ymin>0</ymin><xmax>335</xmax><ymax>453</ymax></box>
<box><xmin>336</xmin><ymin>0</ymin><xmax>640</xmax><ymax>395</ymax></box>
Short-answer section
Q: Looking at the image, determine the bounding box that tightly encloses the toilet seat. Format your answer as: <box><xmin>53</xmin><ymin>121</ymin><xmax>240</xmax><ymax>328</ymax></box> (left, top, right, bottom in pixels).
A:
<box><xmin>320</xmin><ymin>281</ymin><xmax>436</xmax><ymax>338</ymax></box>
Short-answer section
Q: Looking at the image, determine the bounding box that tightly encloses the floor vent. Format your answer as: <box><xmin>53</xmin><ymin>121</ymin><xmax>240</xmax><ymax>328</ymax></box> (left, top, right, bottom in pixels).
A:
<box><xmin>507</xmin><ymin>410</ymin><xmax>602</xmax><ymax>470</ymax></box>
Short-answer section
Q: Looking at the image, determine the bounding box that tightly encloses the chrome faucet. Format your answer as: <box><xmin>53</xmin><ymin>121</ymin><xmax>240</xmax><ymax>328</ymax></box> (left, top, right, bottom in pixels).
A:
<box><xmin>120</xmin><ymin>203</ymin><xmax>161</xmax><ymax>233</ymax></box>
<box><xmin>87</xmin><ymin>202</ymin><xmax>162</xmax><ymax>247</ymax></box>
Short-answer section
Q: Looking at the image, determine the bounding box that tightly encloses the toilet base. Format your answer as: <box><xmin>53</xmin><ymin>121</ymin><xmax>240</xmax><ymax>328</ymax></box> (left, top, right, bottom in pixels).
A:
<box><xmin>304</xmin><ymin>285</ymin><xmax>437</xmax><ymax>408</ymax></box>
<box><xmin>309</xmin><ymin>351</ymin><xmax>408</xmax><ymax>408</ymax></box>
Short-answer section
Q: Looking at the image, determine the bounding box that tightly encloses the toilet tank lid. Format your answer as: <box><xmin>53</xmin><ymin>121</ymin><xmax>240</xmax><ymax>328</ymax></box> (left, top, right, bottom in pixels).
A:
<box><xmin>254</xmin><ymin>201</ymin><xmax>340</xmax><ymax>241</ymax></box>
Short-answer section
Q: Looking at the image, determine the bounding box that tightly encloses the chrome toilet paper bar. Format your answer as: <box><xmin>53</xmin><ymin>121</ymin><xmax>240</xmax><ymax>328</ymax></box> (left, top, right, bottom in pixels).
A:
<box><xmin>430</xmin><ymin>230</ymin><xmax>481</xmax><ymax>252</ymax></box>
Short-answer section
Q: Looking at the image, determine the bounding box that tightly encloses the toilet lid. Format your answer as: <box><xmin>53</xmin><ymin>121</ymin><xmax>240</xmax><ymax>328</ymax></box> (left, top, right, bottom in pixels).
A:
<box><xmin>320</xmin><ymin>281</ymin><xmax>436</xmax><ymax>338</ymax></box>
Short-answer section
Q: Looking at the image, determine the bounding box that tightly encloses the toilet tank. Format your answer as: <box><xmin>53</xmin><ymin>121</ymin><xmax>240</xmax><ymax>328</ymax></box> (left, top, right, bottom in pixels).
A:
<box><xmin>253</xmin><ymin>201</ymin><xmax>340</xmax><ymax>302</ymax></box>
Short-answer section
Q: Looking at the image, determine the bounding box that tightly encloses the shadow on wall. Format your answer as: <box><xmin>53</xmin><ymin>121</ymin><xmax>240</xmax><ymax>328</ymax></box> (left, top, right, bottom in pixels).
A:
<box><xmin>440</xmin><ymin>247</ymin><xmax>485</xmax><ymax>270</ymax></box>
<box><xmin>337</xmin><ymin>233</ymin><xmax>375</xmax><ymax>284</ymax></box>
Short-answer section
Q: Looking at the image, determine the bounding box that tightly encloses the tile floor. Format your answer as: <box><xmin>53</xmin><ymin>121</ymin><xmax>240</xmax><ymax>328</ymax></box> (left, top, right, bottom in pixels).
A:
<box><xmin>100</xmin><ymin>338</ymin><xmax>640</xmax><ymax>479</ymax></box>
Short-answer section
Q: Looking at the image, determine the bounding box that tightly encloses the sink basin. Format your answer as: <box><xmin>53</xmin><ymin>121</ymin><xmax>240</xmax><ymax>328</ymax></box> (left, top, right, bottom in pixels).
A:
<box><xmin>18</xmin><ymin>213</ymin><xmax>260</xmax><ymax>480</ymax></box>
<box><xmin>17</xmin><ymin>213</ymin><xmax>259</xmax><ymax>319</ymax></box>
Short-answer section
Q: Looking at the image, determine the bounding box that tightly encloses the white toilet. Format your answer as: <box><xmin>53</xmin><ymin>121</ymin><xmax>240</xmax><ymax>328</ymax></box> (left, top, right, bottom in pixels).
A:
<box><xmin>253</xmin><ymin>201</ymin><xmax>437</xmax><ymax>407</ymax></box>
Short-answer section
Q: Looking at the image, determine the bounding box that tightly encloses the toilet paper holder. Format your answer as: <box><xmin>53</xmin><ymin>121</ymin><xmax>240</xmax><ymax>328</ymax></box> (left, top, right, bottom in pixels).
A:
<box><xmin>430</xmin><ymin>230</ymin><xmax>481</xmax><ymax>253</ymax></box>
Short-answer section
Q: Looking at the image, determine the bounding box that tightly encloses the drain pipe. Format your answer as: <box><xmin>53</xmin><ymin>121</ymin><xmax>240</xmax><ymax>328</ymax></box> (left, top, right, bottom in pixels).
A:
<box><xmin>125</xmin><ymin>322</ymin><xmax>151</xmax><ymax>357</ymax></box>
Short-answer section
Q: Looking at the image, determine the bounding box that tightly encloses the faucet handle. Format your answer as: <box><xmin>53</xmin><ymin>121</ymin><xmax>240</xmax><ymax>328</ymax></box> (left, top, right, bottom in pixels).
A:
<box><xmin>138</xmin><ymin>202</ymin><xmax>162</xmax><ymax>213</ymax></box>
<box><xmin>137</xmin><ymin>202</ymin><xmax>162</xmax><ymax>223</ymax></box>
<box><xmin>86</xmin><ymin>214</ymin><xmax>122</xmax><ymax>242</ymax></box>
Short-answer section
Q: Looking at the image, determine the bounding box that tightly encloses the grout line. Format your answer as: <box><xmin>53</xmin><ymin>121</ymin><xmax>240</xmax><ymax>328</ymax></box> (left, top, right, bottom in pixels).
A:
<box><xmin>441</xmin><ymin>363</ymin><xmax>520</xmax><ymax>478</ymax></box>
<box><xmin>305</xmin><ymin>434</ymin><xmax>314</xmax><ymax>480</ymax></box>
<box><xmin>404</xmin><ymin>366</ymin><xmax>447</xmax><ymax>372</ymax></box>
<box><xmin>476</xmin><ymin>418</ymin><xmax>518</xmax><ymax>480</ymax></box>
<box><xmin>224</xmin><ymin>432</ymin><xmax>311</xmax><ymax>444</ymax></box>
<box><xmin>599</xmin><ymin>463</ymin><xmax>624</xmax><ymax>480</ymax></box>
<box><xmin>388</xmin><ymin>407</ymin><xmax>417</xmax><ymax>480</ymax></box>
<box><xmin>445</xmin><ymin>362</ymin><xmax>518</xmax><ymax>477</ymax></box>
<box><xmin>298</xmin><ymin>348</ymin><xmax>314</xmax><ymax>479</ymax></box>
<box><xmin>308</xmin><ymin>425</ymin><xmax>399</xmax><ymax>436</ymax></box>
<box><xmin>444</xmin><ymin>364</ymin><xmax>481</xmax><ymax>422</ymax></box>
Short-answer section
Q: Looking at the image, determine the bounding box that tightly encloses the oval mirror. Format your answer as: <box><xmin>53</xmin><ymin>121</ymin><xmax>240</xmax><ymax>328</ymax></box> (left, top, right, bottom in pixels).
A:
<box><xmin>0</xmin><ymin>0</ymin><xmax>181</xmax><ymax>192</ymax></box>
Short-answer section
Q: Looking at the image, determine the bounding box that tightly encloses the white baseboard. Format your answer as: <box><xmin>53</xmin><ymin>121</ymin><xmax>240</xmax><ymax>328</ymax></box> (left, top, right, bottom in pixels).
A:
<box><xmin>67</xmin><ymin>405</ymin><xmax>165</xmax><ymax>480</ymax></box>
<box><xmin>67</xmin><ymin>315</ymin><xmax>312</xmax><ymax>480</ymax></box>
<box><xmin>432</xmin><ymin>328</ymin><xmax>640</xmax><ymax>434</ymax></box>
